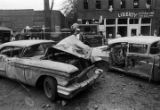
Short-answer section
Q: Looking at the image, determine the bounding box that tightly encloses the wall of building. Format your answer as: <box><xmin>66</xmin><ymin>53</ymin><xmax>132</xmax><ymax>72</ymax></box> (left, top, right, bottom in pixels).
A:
<box><xmin>0</xmin><ymin>10</ymin><xmax>34</xmax><ymax>32</ymax></box>
<box><xmin>77</xmin><ymin>0</ymin><xmax>155</xmax><ymax>11</ymax></box>
<box><xmin>0</xmin><ymin>9</ymin><xmax>66</xmax><ymax>32</ymax></box>
<box><xmin>77</xmin><ymin>0</ymin><xmax>160</xmax><ymax>37</ymax></box>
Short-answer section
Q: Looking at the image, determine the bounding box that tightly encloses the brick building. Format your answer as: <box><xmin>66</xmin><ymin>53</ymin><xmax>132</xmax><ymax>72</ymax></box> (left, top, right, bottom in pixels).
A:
<box><xmin>77</xmin><ymin>0</ymin><xmax>160</xmax><ymax>38</ymax></box>
<box><xmin>0</xmin><ymin>9</ymin><xmax>66</xmax><ymax>32</ymax></box>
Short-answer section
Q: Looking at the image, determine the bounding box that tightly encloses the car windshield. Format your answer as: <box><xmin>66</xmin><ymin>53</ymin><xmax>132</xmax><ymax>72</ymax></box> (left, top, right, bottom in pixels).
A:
<box><xmin>129</xmin><ymin>44</ymin><xmax>148</xmax><ymax>54</ymax></box>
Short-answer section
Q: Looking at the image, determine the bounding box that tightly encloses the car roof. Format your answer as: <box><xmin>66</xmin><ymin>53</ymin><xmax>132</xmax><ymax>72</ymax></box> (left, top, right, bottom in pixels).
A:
<box><xmin>109</xmin><ymin>36</ymin><xmax>160</xmax><ymax>45</ymax></box>
<box><xmin>0</xmin><ymin>40</ymin><xmax>54</xmax><ymax>48</ymax></box>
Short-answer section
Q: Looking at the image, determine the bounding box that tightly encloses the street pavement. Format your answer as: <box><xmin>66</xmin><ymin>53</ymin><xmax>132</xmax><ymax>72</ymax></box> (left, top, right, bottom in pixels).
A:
<box><xmin>0</xmin><ymin>65</ymin><xmax>160</xmax><ymax>110</ymax></box>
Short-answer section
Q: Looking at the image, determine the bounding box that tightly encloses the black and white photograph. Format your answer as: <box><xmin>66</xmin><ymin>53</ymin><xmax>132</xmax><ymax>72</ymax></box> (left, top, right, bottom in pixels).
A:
<box><xmin>0</xmin><ymin>0</ymin><xmax>160</xmax><ymax>110</ymax></box>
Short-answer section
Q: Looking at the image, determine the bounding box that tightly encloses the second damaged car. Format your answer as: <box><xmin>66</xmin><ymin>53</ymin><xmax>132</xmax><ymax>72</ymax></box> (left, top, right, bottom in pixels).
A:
<box><xmin>98</xmin><ymin>36</ymin><xmax>160</xmax><ymax>82</ymax></box>
<box><xmin>0</xmin><ymin>39</ymin><xmax>103</xmax><ymax>101</ymax></box>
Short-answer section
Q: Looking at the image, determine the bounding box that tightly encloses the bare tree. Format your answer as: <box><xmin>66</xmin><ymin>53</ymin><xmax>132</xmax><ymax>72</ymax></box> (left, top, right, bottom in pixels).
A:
<box><xmin>61</xmin><ymin>0</ymin><xmax>78</xmax><ymax>25</ymax></box>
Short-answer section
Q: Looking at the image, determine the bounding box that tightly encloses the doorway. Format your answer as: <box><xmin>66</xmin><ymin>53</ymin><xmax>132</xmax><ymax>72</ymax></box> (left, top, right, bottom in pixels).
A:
<box><xmin>128</xmin><ymin>25</ymin><xmax>139</xmax><ymax>36</ymax></box>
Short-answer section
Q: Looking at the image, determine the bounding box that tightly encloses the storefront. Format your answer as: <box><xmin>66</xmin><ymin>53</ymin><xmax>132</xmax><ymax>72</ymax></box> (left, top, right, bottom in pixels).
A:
<box><xmin>78</xmin><ymin>9</ymin><xmax>156</xmax><ymax>38</ymax></box>
<box><xmin>103</xmin><ymin>10</ymin><xmax>155</xmax><ymax>38</ymax></box>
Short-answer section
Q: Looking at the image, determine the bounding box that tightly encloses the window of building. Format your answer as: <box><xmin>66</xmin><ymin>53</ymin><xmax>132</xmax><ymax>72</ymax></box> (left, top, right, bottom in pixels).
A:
<box><xmin>146</xmin><ymin>0</ymin><xmax>152</xmax><ymax>5</ymax></box>
<box><xmin>106</xmin><ymin>27</ymin><xmax>115</xmax><ymax>38</ymax></box>
<box><xmin>120</xmin><ymin>0</ymin><xmax>126</xmax><ymax>9</ymax></box>
<box><xmin>108</xmin><ymin>0</ymin><xmax>114</xmax><ymax>8</ymax></box>
<box><xmin>133</xmin><ymin>0</ymin><xmax>139</xmax><ymax>8</ymax></box>
<box><xmin>146</xmin><ymin>0</ymin><xmax>152</xmax><ymax>9</ymax></box>
<box><xmin>118</xmin><ymin>26</ymin><xmax>127</xmax><ymax>37</ymax></box>
<box><xmin>141</xmin><ymin>26</ymin><xmax>150</xmax><ymax>35</ymax></box>
<box><xmin>96</xmin><ymin>0</ymin><xmax>101</xmax><ymax>9</ymax></box>
<box><xmin>106</xmin><ymin>19</ymin><xmax>115</xmax><ymax>25</ymax></box>
<box><xmin>129</xmin><ymin>19</ymin><xmax>139</xmax><ymax>24</ymax></box>
<box><xmin>83</xmin><ymin>0</ymin><xmax>88</xmax><ymax>9</ymax></box>
<box><xmin>118</xmin><ymin>19</ymin><xmax>127</xmax><ymax>24</ymax></box>
<box><xmin>141</xmin><ymin>18</ymin><xmax>151</xmax><ymax>24</ymax></box>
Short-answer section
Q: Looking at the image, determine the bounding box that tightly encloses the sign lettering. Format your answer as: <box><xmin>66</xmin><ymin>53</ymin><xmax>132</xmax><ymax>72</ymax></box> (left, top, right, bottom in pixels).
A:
<box><xmin>118</xmin><ymin>11</ymin><xmax>154</xmax><ymax>18</ymax></box>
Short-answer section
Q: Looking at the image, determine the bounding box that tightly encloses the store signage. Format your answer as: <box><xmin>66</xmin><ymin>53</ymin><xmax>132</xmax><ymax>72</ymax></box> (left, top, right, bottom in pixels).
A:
<box><xmin>118</xmin><ymin>12</ymin><xmax>137</xmax><ymax>18</ymax></box>
<box><xmin>118</xmin><ymin>11</ymin><xmax>154</xmax><ymax>18</ymax></box>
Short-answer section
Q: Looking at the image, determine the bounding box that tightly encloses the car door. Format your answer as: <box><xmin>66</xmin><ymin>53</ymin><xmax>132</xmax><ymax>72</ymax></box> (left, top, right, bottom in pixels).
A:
<box><xmin>126</xmin><ymin>43</ymin><xmax>153</xmax><ymax>79</ymax></box>
<box><xmin>0</xmin><ymin>46</ymin><xmax>14</xmax><ymax>76</ymax></box>
<box><xmin>109</xmin><ymin>42</ymin><xmax>128</xmax><ymax>68</ymax></box>
<box><xmin>0</xmin><ymin>54</ymin><xmax>8</xmax><ymax>76</ymax></box>
<box><xmin>4</xmin><ymin>46</ymin><xmax>27</xmax><ymax>83</ymax></box>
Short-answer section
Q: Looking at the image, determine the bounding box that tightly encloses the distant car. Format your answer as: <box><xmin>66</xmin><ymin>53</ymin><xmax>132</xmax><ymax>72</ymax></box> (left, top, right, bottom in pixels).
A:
<box><xmin>98</xmin><ymin>36</ymin><xmax>160</xmax><ymax>81</ymax></box>
<box><xmin>0</xmin><ymin>39</ymin><xmax>103</xmax><ymax>101</ymax></box>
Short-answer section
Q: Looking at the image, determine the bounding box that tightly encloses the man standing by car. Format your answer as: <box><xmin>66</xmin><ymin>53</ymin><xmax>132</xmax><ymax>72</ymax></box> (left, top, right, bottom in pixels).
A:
<box><xmin>73</xmin><ymin>28</ymin><xmax>84</xmax><ymax>41</ymax></box>
<box><xmin>71</xmin><ymin>24</ymin><xmax>90</xmax><ymax>46</ymax></box>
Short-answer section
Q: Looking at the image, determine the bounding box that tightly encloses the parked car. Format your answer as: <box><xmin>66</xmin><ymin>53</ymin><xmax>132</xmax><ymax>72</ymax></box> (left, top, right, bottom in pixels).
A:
<box><xmin>0</xmin><ymin>39</ymin><xmax>103</xmax><ymax>101</ymax></box>
<box><xmin>98</xmin><ymin>36</ymin><xmax>160</xmax><ymax>82</ymax></box>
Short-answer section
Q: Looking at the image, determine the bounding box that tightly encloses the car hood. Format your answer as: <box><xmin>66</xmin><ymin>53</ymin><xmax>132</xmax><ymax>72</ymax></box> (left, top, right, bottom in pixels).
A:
<box><xmin>54</xmin><ymin>35</ymin><xmax>92</xmax><ymax>59</ymax></box>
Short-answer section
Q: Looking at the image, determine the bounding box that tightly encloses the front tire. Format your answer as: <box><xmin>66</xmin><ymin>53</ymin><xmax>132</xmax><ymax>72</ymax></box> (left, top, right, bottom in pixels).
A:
<box><xmin>43</xmin><ymin>76</ymin><xmax>57</xmax><ymax>101</ymax></box>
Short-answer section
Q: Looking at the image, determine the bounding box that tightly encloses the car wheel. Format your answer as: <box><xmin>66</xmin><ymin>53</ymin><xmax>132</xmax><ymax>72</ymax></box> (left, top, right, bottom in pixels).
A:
<box><xmin>43</xmin><ymin>76</ymin><xmax>57</xmax><ymax>101</ymax></box>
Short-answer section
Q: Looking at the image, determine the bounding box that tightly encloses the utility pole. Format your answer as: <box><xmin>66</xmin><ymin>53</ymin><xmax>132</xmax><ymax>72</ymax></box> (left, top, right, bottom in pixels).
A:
<box><xmin>44</xmin><ymin>0</ymin><xmax>51</xmax><ymax>31</ymax></box>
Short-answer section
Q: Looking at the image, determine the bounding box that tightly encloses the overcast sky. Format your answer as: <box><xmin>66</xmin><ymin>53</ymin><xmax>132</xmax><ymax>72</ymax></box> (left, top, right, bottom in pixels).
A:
<box><xmin>0</xmin><ymin>0</ymin><xmax>65</xmax><ymax>10</ymax></box>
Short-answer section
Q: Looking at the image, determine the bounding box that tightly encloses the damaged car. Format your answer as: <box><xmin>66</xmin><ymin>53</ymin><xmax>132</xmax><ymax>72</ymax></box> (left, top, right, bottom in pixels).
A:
<box><xmin>99</xmin><ymin>36</ymin><xmax>160</xmax><ymax>82</ymax></box>
<box><xmin>0</xmin><ymin>39</ymin><xmax>103</xmax><ymax>101</ymax></box>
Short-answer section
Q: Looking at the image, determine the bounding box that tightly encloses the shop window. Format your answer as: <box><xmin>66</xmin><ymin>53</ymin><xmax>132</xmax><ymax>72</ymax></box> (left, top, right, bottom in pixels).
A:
<box><xmin>108</xmin><ymin>0</ymin><xmax>114</xmax><ymax>8</ymax></box>
<box><xmin>106</xmin><ymin>27</ymin><xmax>115</xmax><ymax>38</ymax></box>
<box><xmin>83</xmin><ymin>0</ymin><xmax>88</xmax><ymax>9</ymax></box>
<box><xmin>141</xmin><ymin>26</ymin><xmax>150</xmax><ymax>35</ymax></box>
<box><xmin>118</xmin><ymin>26</ymin><xmax>127</xmax><ymax>37</ymax></box>
<box><xmin>106</xmin><ymin>19</ymin><xmax>115</xmax><ymax>25</ymax></box>
<box><xmin>141</xmin><ymin>18</ymin><xmax>151</xmax><ymax>24</ymax></box>
<box><xmin>118</xmin><ymin>19</ymin><xmax>127</xmax><ymax>24</ymax></box>
<box><xmin>120</xmin><ymin>0</ymin><xmax>126</xmax><ymax>9</ymax></box>
<box><xmin>133</xmin><ymin>0</ymin><xmax>139</xmax><ymax>8</ymax></box>
<box><xmin>96</xmin><ymin>0</ymin><xmax>101</xmax><ymax>9</ymax></box>
<box><xmin>129</xmin><ymin>19</ymin><xmax>138</xmax><ymax>24</ymax></box>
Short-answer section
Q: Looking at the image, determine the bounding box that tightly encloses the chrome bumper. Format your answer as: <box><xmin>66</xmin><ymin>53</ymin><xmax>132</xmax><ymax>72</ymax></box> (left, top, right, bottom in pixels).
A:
<box><xmin>57</xmin><ymin>69</ymin><xmax>103</xmax><ymax>98</ymax></box>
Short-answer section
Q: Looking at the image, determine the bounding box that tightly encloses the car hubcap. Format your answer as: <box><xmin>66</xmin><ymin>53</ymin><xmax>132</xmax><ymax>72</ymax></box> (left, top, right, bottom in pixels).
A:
<box><xmin>45</xmin><ymin>82</ymin><xmax>52</xmax><ymax>97</ymax></box>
